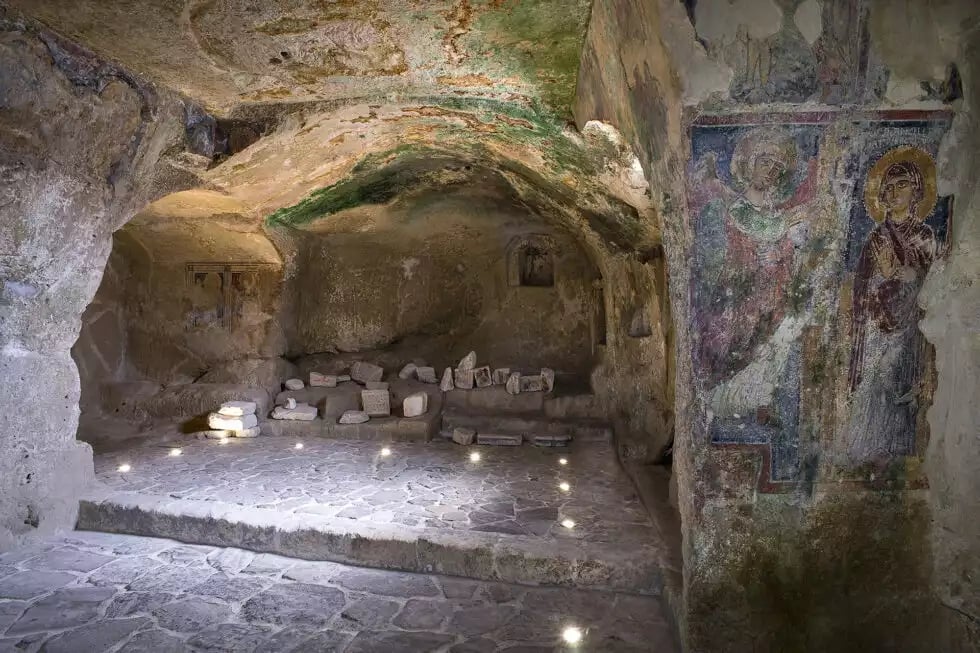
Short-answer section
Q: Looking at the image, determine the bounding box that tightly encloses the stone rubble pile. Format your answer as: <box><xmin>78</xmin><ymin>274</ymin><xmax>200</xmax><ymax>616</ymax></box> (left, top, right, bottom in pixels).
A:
<box><xmin>205</xmin><ymin>400</ymin><xmax>261</xmax><ymax>438</ymax></box>
<box><xmin>439</xmin><ymin>351</ymin><xmax>556</xmax><ymax>397</ymax></box>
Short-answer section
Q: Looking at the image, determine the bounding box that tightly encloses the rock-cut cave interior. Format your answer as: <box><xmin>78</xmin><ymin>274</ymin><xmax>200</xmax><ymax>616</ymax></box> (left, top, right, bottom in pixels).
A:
<box><xmin>1</xmin><ymin>1</ymin><xmax>978</xmax><ymax>652</ymax></box>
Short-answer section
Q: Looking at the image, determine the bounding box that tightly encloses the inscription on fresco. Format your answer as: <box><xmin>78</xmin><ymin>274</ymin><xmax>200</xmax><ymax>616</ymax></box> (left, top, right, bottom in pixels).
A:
<box><xmin>687</xmin><ymin>112</ymin><xmax>951</xmax><ymax>489</ymax></box>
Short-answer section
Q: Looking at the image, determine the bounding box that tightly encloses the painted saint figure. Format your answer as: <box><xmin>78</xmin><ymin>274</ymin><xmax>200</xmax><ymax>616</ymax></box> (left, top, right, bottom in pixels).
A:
<box><xmin>690</xmin><ymin>127</ymin><xmax>822</xmax><ymax>433</ymax></box>
<box><xmin>845</xmin><ymin>147</ymin><xmax>945</xmax><ymax>465</ymax></box>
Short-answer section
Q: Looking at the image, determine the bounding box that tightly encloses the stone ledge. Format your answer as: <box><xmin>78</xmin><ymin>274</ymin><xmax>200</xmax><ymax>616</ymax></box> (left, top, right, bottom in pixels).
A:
<box><xmin>76</xmin><ymin>488</ymin><xmax>664</xmax><ymax>596</ymax></box>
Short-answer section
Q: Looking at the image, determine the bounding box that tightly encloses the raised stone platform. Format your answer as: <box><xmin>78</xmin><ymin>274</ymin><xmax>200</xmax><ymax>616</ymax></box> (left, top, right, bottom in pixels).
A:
<box><xmin>79</xmin><ymin>438</ymin><xmax>669</xmax><ymax>596</ymax></box>
<box><xmin>0</xmin><ymin>531</ymin><xmax>677</xmax><ymax>651</ymax></box>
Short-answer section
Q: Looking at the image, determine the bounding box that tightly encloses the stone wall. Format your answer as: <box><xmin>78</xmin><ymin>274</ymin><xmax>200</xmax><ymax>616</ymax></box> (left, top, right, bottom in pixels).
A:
<box><xmin>0</xmin><ymin>17</ymin><xmax>192</xmax><ymax>549</ymax></box>
<box><xmin>575</xmin><ymin>0</ymin><xmax>979</xmax><ymax>650</ymax></box>
<box><xmin>289</xmin><ymin>181</ymin><xmax>599</xmax><ymax>378</ymax></box>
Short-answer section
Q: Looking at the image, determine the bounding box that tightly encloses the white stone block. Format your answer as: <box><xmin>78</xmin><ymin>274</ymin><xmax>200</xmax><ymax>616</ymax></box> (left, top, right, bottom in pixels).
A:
<box><xmin>541</xmin><ymin>368</ymin><xmax>555</xmax><ymax>393</ymax></box>
<box><xmin>505</xmin><ymin>372</ymin><xmax>521</xmax><ymax>395</ymax></box>
<box><xmin>271</xmin><ymin>403</ymin><xmax>317</xmax><ymax>421</ymax></box>
<box><xmin>454</xmin><ymin>368</ymin><xmax>474</xmax><ymax>390</ymax></box>
<box><xmin>403</xmin><ymin>392</ymin><xmax>429</xmax><ymax>418</ymax></box>
<box><xmin>452</xmin><ymin>427</ymin><xmax>476</xmax><ymax>446</ymax></box>
<box><xmin>236</xmin><ymin>426</ymin><xmax>262</xmax><ymax>438</ymax></box>
<box><xmin>361</xmin><ymin>389</ymin><xmax>391</xmax><ymax>417</ymax></box>
<box><xmin>492</xmin><ymin>368</ymin><xmax>511</xmax><ymax>385</ymax></box>
<box><xmin>477</xmin><ymin>433</ymin><xmax>522</xmax><ymax>446</ymax></box>
<box><xmin>440</xmin><ymin>367</ymin><xmax>455</xmax><ymax>391</ymax></box>
<box><xmin>208</xmin><ymin>412</ymin><xmax>258</xmax><ymax>430</ymax></box>
<box><xmin>532</xmin><ymin>434</ymin><xmax>570</xmax><ymax>447</ymax></box>
<box><xmin>284</xmin><ymin>378</ymin><xmax>304</xmax><ymax>391</ymax></box>
<box><xmin>218</xmin><ymin>400</ymin><xmax>257</xmax><ymax>417</ymax></box>
<box><xmin>339</xmin><ymin>410</ymin><xmax>370</xmax><ymax>424</ymax></box>
<box><xmin>398</xmin><ymin>363</ymin><xmax>418</xmax><ymax>380</ymax></box>
<box><xmin>519</xmin><ymin>375</ymin><xmax>544</xmax><ymax>392</ymax></box>
<box><xmin>351</xmin><ymin>361</ymin><xmax>384</xmax><ymax>383</ymax></box>
<box><xmin>457</xmin><ymin>351</ymin><xmax>477</xmax><ymax>371</ymax></box>
<box><xmin>309</xmin><ymin>372</ymin><xmax>337</xmax><ymax>387</ymax></box>
<box><xmin>417</xmin><ymin>366</ymin><xmax>437</xmax><ymax>384</ymax></box>
<box><xmin>473</xmin><ymin>366</ymin><xmax>492</xmax><ymax>388</ymax></box>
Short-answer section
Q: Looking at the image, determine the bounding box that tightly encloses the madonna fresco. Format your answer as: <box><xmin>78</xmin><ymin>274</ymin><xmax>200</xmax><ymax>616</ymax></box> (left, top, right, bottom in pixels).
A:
<box><xmin>845</xmin><ymin>146</ymin><xmax>949</xmax><ymax>466</ymax></box>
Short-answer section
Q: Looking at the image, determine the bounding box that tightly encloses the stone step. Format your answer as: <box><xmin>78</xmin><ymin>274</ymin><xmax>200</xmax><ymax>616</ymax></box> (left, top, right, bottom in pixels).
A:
<box><xmin>262</xmin><ymin>411</ymin><xmax>439</xmax><ymax>442</ymax></box>
<box><xmin>440</xmin><ymin>412</ymin><xmax>612</xmax><ymax>443</ymax></box>
<box><xmin>76</xmin><ymin>489</ymin><xmax>665</xmax><ymax>597</ymax></box>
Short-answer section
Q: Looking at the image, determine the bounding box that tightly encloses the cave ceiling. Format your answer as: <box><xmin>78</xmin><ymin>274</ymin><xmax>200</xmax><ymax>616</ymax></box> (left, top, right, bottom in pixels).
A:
<box><xmin>11</xmin><ymin>0</ymin><xmax>592</xmax><ymax>116</ymax></box>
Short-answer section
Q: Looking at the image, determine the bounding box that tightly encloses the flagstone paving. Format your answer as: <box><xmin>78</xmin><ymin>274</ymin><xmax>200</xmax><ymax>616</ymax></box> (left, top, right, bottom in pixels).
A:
<box><xmin>0</xmin><ymin>532</ymin><xmax>677</xmax><ymax>652</ymax></box>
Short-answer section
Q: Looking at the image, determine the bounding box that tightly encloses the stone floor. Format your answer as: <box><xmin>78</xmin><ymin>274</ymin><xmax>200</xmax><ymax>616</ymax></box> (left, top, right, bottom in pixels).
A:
<box><xmin>0</xmin><ymin>532</ymin><xmax>677</xmax><ymax>652</ymax></box>
<box><xmin>91</xmin><ymin>438</ymin><xmax>654</xmax><ymax>545</ymax></box>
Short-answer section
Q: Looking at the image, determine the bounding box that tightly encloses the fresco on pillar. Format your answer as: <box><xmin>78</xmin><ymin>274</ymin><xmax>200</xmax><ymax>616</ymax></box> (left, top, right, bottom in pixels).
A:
<box><xmin>687</xmin><ymin>112</ymin><xmax>952</xmax><ymax>491</ymax></box>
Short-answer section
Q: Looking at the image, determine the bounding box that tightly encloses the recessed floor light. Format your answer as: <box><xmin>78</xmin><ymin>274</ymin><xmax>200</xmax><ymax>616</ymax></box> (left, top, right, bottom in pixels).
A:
<box><xmin>219</xmin><ymin>437</ymin><xmax>229</xmax><ymax>444</ymax></box>
<box><xmin>381</xmin><ymin>447</ymin><xmax>392</xmax><ymax>457</ymax></box>
<box><xmin>295</xmin><ymin>442</ymin><xmax>304</xmax><ymax>450</ymax></box>
<box><xmin>561</xmin><ymin>518</ymin><xmax>576</xmax><ymax>529</ymax></box>
<box><xmin>562</xmin><ymin>625</ymin><xmax>583</xmax><ymax>644</ymax></box>
<box><xmin>118</xmin><ymin>464</ymin><xmax>131</xmax><ymax>473</ymax></box>
<box><xmin>469</xmin><ymin>451</ymin><xmax>481</xmax><ymax>462</ymax></box>
<box><xmin>169</xmin><ymin>448</ymin><xmax>182</xmax><ymax>457</ymax></box>
<box><xmin>559</xmin><ymin>457</ymin><xmax>568</xmax><ymax>465</ymax></box>
<box><xmin>559</xmin><ymin>481</ymin><xmax>570</xmax><ymax>492</ymax></box>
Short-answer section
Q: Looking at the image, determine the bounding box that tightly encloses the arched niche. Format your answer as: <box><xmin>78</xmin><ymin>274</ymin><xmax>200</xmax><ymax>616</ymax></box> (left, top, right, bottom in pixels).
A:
<box><xmin>506</xmin><ymin>234</ymin><xmax>557</xmax><ymax>288</ymax></box>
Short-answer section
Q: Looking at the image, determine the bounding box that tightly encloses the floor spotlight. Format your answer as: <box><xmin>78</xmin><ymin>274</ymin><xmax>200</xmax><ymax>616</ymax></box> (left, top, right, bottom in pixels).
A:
<box><xmin>559</xmin><ymin>481</ymin><xmax>570</xmax><ymax>492</ymax></box>
<box><xmin>561</xmin><ymin>518</ymin><xmax>576</xmax><ymax>529</ymax></box>
<box><xmin>562</xmin><ymin>625</ymin><xmax>584</xmax><ymax>645</ymax></box>
<box><xmin>381</xmin><ymin>447</ymin><xmax>392</xmax><ymax>457</ymax></box>
<box><xmin>117</xmin><ymin>464</ymin><xmax>132</xmax><ymax>473</ymax></box>
<box><xmin>559</xmin><ymin>457</ymin><xmax>568</xmax><ymax>465</ymax></box>
<box><xmin>169</xmin><ymin>448</ymin><xmax>182</xmax><ymax>457</ymax></box>
<box><xmin>295</xmin><ymin>442</ymin><xmax>304</xmax><ymax>450</ymax></box>
<box><xmin>219</xmin><ymin>437</ymin><xmax>229</xmax><ymax>444</ymax></box>
<box><xmin>469</xmin><ymin>451</ymin><xmax>481</xmax><ymax>462</ymax></box>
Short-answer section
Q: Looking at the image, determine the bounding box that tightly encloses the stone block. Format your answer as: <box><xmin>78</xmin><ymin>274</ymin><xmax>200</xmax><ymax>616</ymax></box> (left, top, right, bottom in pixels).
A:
<box><xmin>440</xmin><ymin>367</ymin><xmax>454</xmax><ymax>391</ymax></box>
<box><xmin>337</xmin><ymin>375</ymin><xmax>352</xmax><ymax>383</ymax></box>
<box><xmin>398</xmin><ymin>363</ymin><xmax>417</xmax><ymax>380</ymax></box>
<box><xmin>492</xmin><ymin>368</ymin><xmax>511</xmax><ymax>385</ymax></box>
<box><xmin>532</xmin><ymin>434</ymin><xmax>571</xmax><ymax>447</ymax></box>
<box><xmin>452</xmin><ymin>427</ymin><xmax>476</xmax><ymax>446</ymax></box>
<box><xmin>284</xmin><ymin>379</ymin><xmax>304</xmax><ymax>391</ymax></box>
<box><xmin>283</xmin><ymin>398</ymin><xmax>297</xmax><ymax>409</ymax></box>
<box><xmin>309</xmin><ymin>372</ymin><xmax>337</xmax><ymax>388</ymax></box>
<box><xmin>519</xmin><ymin>375</ymin><xmax>544</xmax><ymax>392</ymax></box>
<box><xmin>541</xmin><ymin>368</ymin><xmax>555</xmax><ymax>393</ymax></box>
<box><xmin>339</xmin><ymin>410</ymin><xmax>370</xmax><ymax>424</ymax></box>
<box><xmin>454</xmin><ymin>368</ymin><xmax>474</xmax><ymax>390</ymax></box>
<box><xmin>416</xmin><ymin>366</ymin><xmax>437</xmax><ymax>384</ymax></box>
<box><xmin>365</xmin><ymin>381</ymin><xmax>389</xmax><ymax>390</ymax></box>
<box><xmin>477</xmin><ymin>433</ymin><xmax>522</xmax><ymax>446</ymax></box>
<box><xmin>457</xmin><ymin>351</ymin><xmax>477</xmax><ymax>371</ymax></box>
<box><xmin>208</xmin><ymin>413</ymin><xmax>258</xmax><ymax>430</ymax></box>
<box><xmin>217</xmin><ymin>401</ymin><xmax>257</xmax><ymax>417</ymax></box>
<box><xmin>351</xmin><ymin>361</ymin><xmax>384</xmax><ymax>384</ymax></box>
<box><xmin>361</xmin><ymin>390</ymin><xmax>391</xmax><ymax>417</ymax></box>
<box><xmin>403</xmin><ymin>392</ymin><xmax>429</xmax><ymax>418</ymax></box>
<box><xmin>505</xmin><ymin>373</ymin><xmax>521</xmax><ymax>395</ymax></box>
<box><xmin>236</xmin><ymin>426</ymin><xmax>261</xmax><ymax>438</ymax></box>
<box><xmin>473</xmin><ymin>366</ymin><xmax>492</xmax><ymax>388</ymax></box>
<box><xmin>270</xmin><ymin>403</ymin><xmax>317</xmax><ymax>421</ymax></box>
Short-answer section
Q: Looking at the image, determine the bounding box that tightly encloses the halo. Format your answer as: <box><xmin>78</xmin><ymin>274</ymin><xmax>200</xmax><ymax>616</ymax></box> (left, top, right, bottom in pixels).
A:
<box><xmin>863</xmin><ymin>146</ymin><xmax>937</xmax><ymax>223</ymax></box>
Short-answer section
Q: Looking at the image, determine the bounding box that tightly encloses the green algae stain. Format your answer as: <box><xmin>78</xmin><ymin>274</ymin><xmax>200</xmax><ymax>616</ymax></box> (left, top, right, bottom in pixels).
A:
<box><xmin>464</xmin><ymin>0</ymin><xmax>592</xmax><ymax>113</ymax></box>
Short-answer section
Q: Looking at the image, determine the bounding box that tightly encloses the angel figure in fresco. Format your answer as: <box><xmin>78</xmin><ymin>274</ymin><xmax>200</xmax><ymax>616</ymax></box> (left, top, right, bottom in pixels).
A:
<box><xmin>690</xmin><ymin>126</ymin><xmax>825</xmax><ymax>428</ymax></box>
<box><xmin>845</xmin><ymin>147</ymin><xmax>946</xmax><ymax>465</ymax></box>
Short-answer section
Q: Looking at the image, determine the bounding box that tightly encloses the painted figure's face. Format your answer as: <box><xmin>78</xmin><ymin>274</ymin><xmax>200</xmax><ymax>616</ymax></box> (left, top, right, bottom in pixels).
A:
<box><xmin>881</xmin><ymin>172</ymin><xmax>917</xmax><ymax>221</ymax></box>
<box><xmin>750</xmin><ymin>149</ymin><xmax>788</xmax><ymax>192</ymax></box>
